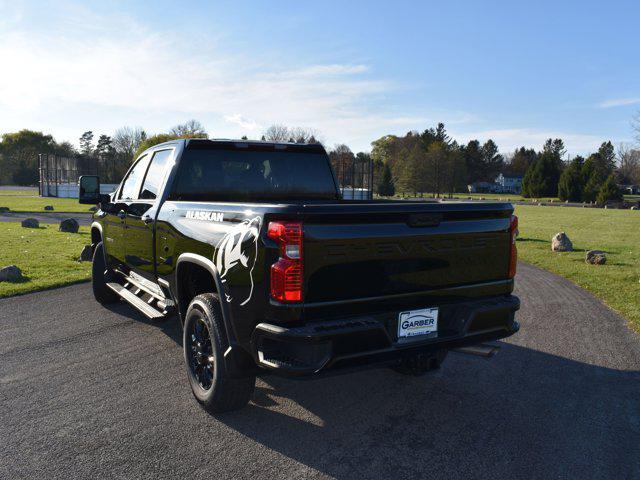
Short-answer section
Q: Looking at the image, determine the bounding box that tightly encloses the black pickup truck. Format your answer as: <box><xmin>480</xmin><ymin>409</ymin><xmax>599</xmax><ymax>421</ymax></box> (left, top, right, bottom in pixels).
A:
<box><xmin>79</xmin><ymin>138</ymin><xmax>520</xmax><ymax>412</ymax></box>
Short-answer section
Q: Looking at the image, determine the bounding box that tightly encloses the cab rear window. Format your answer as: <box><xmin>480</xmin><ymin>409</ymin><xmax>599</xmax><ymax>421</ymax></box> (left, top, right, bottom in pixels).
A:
<box><xmin>171</xmin><ymin>148</ymin><xmax>338</xmax><ymax>201</ymax></box>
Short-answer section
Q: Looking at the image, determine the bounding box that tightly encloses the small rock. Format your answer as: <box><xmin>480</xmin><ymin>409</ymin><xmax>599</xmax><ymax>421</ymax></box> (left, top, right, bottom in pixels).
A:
<box><xmin>586</xmin><ymin>250</ymin><xmax>607</xmax><ymax>265</ymax></box>
<box><xmin>59</xmin><ymin>218</ymin><xmax>79</xmax><ymax>233</ymax></box>
<box><xmin>79</xmin><ymin>245</ymin><xmax>93</xmax><ymax>262</ymax></box>
<box><xmin>631</xmin><ymin>206</ymin><xmax>638</xmax><ymax>210</ymax></box>
<box><xmin>551</xmin><ymin>232</ymin><xmax>573</xmax><ymax>252</ymax></box>
<box><xmin>0</xmin><ymin>206</ymin><xmax>9</xmax><ymax>213</ymax></box>
<box><xmin>0</xmin><ymin>265</ymin><xmax>23</xmax><ymax>282</ymax></box>
<box><xmin>21</xmin><ymin>218</ymin><xmax>39</xmax><ymax>228</ymax></box>
<box><xmin>44</xmin><ymin>205</ymin><xmax>54</xmax><ymax>211</ymax></box>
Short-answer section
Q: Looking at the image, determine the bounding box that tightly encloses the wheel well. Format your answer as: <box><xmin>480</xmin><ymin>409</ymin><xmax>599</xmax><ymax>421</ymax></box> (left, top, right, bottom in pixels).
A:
<box><xmin>176</xmin><ymin>262</ymin><xmax>219</xmax><ymax>322</ymax></box>
<box><xmin>91</xmin><ymin>227</ymin><xmax>101</xmax><ymax>248</ymax></box>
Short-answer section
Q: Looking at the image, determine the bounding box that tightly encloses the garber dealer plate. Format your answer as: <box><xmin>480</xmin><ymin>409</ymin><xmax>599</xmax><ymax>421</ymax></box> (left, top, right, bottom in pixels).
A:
<box><xmin>398</xmin><ymin>308</ymin><xmax>439</xmax><ymax>338</ymax></box>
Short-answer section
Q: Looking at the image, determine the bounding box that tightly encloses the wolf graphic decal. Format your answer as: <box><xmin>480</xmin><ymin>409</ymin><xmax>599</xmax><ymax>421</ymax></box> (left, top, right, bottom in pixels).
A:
<box><xmin>214</xmin><ymin>216</ymin><xmax>261</xmax><ymax>306</ymax></box>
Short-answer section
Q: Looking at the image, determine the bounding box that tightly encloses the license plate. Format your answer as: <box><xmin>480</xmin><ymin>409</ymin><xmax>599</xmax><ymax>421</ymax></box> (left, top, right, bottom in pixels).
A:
<box><xmin>398</xmin><ymin>308</ymin><xmax>438</xmax><ymax>338</ymax></box>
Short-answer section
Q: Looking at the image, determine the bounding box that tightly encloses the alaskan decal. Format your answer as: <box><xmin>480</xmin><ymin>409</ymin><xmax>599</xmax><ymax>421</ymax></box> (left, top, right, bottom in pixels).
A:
<box><xmin>214</xmin><ymin>217</ymin><xmax>261</xmax><ymax>306</ymax></box>
<box><xmin>185</xmin><ymin>210</ymin><xmax>224</xmax><ymax>222</ymax></box>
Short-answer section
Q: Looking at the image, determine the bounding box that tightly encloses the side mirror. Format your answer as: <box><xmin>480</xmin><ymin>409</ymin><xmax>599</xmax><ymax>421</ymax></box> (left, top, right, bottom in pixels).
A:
<box><xmin>79</xmin><ymin>175</ymin><xmax>100</xmax><ymax>204</ymax></box>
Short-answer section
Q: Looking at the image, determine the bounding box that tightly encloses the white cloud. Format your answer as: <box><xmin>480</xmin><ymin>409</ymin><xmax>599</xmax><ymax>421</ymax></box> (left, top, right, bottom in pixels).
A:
<box><xmin>598</xmin><ymin>97</ymin><xmax>640</xmax><ymax>108</ymax></box>
<box><xmin>0</xmin><ymin>8</ymin><xmax>413</xmax><ymax>150</ymax></box>
<box><xmin>223</xmin><ymin>114</ymin><xmax>261</xmax><ymax>131</ymax></box>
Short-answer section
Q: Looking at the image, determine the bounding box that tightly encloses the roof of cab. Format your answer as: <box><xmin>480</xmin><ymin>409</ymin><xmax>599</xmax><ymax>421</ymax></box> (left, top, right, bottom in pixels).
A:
<box><xmin>184</xmin><ymin>138</ymin><xmax>326</xmax><ymax>153</ymax></box>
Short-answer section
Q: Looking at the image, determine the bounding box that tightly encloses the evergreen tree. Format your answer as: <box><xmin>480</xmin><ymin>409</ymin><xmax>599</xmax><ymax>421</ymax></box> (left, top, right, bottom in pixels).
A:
<box><xmin>376</xmin><ymin>163</ymin><xmax>395</xmax><ymax>196</ymax></box>
<box><xmin>480</xmin><ymin>139</ymin><xmax>504</xmax><ymax>181</ymax></box>
<box><xmin>581</xmin><ymin>142</ymin><xmax>616</xmax><ymax>202</ymax></box>
<box><xmin>558</xmin><ymin>156</ymin><xmax>584</xmax><ymax>201</ymax></box>
<box><xmin>596</xmin><ymin>174</ymin><xmax>623</xmax><ymax>205</ymax></box>
<box><xmin>79</xmin><ymin>131</ymin><xmax>94</xmax><ymax>156</ymax></box>
<box><xmin>504</xmin><ymin>147</ymin><xmax>537</xmax><ymax>176</ymax></box>
<box><xmin>462</xmin><ymin>139</ymin><xmax>483</xmax><ymax>184</ymax></box>
<box><xmin>522</xmin><ymin>148</ymin><xmax>563</xmax><ymax>198</ymax></box>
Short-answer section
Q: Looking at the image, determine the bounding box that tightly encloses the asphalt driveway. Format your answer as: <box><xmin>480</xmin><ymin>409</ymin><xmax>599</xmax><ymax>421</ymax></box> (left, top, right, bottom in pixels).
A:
<box><xmin>0</xmin><ymin>263</ymin><xmax>638</xmax><ymax>479</ymax></box>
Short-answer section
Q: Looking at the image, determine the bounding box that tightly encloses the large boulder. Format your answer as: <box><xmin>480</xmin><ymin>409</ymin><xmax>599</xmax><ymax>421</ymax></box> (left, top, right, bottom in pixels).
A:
<box><xmin>551</xmin><ymin>232</ymin><xmax>573</xmax><ymax>252</ymax></box>
<box><xmin>0</xmin><ymin>265</ymin><xmax>23</xmax><ymax>282</ymax></box>
<box><xmin>586</xmin><ymin>250</ymin><xmax>607</xmax><ymax>265</ymax></box>
<box><xmin>59</xmin><ymin>218</ymin><xmax>79</xmax><ymax>233</ymax></box>
<box><xmin>44</xmin><ymin>205</ymin><xmax>54</xmax><ymax>211</ymax></box>
<box><xmin>79</xmin><ymin>245</ymin><xmax>93</xmax><ymax>262</ymax></box>
<box><xmin>21</xmin><ymin>218</ymin><xmax>39</xmax><ymax>228</ymax></box>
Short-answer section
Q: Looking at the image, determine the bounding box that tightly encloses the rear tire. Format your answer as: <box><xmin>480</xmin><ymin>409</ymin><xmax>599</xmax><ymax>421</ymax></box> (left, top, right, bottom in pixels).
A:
<box><xmin>183</xmin><ymin>293</ymin><xmax>255</xmax><ymax>413</ymax></box>
<box><xmin>92</xmin><ymin>241</ymin><xmax>119</xmax><ymax>304</ymax></box>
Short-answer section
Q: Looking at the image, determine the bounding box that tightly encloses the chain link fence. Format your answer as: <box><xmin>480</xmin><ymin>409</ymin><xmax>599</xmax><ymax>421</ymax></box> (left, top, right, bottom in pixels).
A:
<box><xmin>39</xmin><ymin>154</ymin><xmax>130</xmax><ymax>197</ymax></box>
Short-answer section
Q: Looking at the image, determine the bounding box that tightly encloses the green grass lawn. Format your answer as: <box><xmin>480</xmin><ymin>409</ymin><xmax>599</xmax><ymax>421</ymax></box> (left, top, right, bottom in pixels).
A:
<box><xmin>0</xmin><ymin>222</ymin><xmax>91</xmax><ymax>298</ymax></box>
<box><xmin>515</xmin><ymin>204</ymin><xmax>640</xmax><ymax>330</ymax></box>
<box><xmin>0</xmin><ymin>188</ymin><xmax>38</xmax><ymax>196</ymax></box>
<box><xmin>392</xmin><ymin>192</ymin><xmax>559</xmax><ymax>202</ymax></box>
<box><xmin>0</xmin><ymin>189</ymin><xmax>92</xmax><ymax>213</ymax></box>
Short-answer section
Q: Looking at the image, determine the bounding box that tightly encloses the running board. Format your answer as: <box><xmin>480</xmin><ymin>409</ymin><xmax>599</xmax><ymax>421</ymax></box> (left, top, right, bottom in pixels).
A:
<box><xmin>106</xmin><ymin>282</ymin><xmax>165</xmax><ymax>319</ymax></box>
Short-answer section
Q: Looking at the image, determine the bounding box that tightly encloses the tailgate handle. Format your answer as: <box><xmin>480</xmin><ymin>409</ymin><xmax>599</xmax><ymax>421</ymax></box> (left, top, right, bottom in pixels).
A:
<box><xmin>407</xmin><ymin>213</ymin><xmax>442</xmax><ymax>227</ymax></box>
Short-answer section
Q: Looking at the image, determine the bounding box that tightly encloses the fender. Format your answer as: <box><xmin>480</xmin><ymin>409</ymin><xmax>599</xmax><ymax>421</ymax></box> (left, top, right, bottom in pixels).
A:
<box><xmin>175</xmin><ymin>253</ymin><xmax>234</xmax><ymax>341</ymax></box>
<box><xmin>175</xmin><ymin>253</ymin><xmax>256</xmax><ymax>377</ymax></box>
<box><xmin>90</xmin><ymin>221</ymin><xmax>107</xmax><ymax>264</ymax></box>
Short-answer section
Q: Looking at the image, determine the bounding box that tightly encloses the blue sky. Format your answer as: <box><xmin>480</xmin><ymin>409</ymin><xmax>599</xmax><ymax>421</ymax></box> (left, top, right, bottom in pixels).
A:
<box><xmin>1</xmin><ymin>0</ymin><xmax>639</xmax><ymax>155</ymax></box>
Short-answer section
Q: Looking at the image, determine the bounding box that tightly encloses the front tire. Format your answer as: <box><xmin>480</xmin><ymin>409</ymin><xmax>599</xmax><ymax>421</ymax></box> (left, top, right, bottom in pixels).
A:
<box><xmin>92</xmin><ymin>241</ymin><xmax>119</xmax><ymax>304</ymax></box>
<box><xmin>183</xmin><ymin>293</ymin><xmax>255</xmax><ymax>413</ymax></box>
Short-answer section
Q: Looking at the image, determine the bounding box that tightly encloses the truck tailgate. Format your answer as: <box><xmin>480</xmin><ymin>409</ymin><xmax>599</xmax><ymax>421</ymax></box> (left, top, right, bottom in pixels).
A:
<box><xmin>300</xmin><ymin>202</ymin><xmax>513</xmax><ymax>303</ymax></box>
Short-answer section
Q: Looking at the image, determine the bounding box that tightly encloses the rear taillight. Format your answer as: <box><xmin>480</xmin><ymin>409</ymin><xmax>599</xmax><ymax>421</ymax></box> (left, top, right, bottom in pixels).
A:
<box><xmin>268</xmin><ymin>221</ymin><xmax>303</xmax><ymax>302</ymax></box>
<box><xmin>508</xmin><ymin>214</ymin><xmax>518</xmax><ymax>279</ymax></box>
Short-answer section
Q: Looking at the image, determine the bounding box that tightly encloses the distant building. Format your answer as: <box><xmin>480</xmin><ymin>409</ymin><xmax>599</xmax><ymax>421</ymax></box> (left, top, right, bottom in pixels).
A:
<box><xmin>467</xmin><ymin>174</ymin><xmax>523</xmax><ymax>194</ymax></box>
<box><xmin>467</xmin><ymin>181</ymin><xmax>495</xmax><ymax>193</ymax></box>
<box><xmin>619</xmin><ymin>184</ymin><xmax>639</xmax><ymax>195</ymax></box>
<box><xmin>494</xmin><ymin>174</ymin><xmax>523</xmax><ymax>194</ymax></box>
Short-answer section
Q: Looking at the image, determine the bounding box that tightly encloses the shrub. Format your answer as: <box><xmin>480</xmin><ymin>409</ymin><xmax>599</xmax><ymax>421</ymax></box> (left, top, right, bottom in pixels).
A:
<box><xmin>376</xmin><ymin>163</ymin><xmax>395</xmax><ymax>197</ymax></box>
<box><xmin>596</xmin><ymin>174</ymin><xmax>623</xmax><ymax>205</ymax></box>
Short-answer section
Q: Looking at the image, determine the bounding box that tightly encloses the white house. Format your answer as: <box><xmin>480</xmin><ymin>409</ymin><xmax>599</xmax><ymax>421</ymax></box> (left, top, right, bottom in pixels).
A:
<box><xmin>495</xmin><ymin>174</ymin><xmax>523</xmax><ymax>194</ymax></box>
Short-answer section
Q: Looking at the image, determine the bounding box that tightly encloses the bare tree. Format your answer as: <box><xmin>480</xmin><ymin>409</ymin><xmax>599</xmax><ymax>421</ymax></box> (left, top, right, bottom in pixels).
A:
<box><xmin>170</xmin><ymin>119</ymin><xmax>208</xmax><ymax>137</ymax></box>
<box><xmin>263</xmin><ymin>124</ymin><xmax>290</xmax><ymax>142</ymax></box>
<box><xmin>263</xmin><ymin>125</ymin><xmax>321</xmax><ymax>144</ymax></box>
<box><xmin>617</xmin><ymin>142</ymin><xmax>640</xmax><ymax>185</ymax></box>
<box><xmin>328</xmin><ymin>144</ymin><xmax>355</xmax><ymax>187</ymax></box>
<box><xmin>113</xmin><ymin>126</ymin><xmax>147</xmax><ymax>158</ymax></box>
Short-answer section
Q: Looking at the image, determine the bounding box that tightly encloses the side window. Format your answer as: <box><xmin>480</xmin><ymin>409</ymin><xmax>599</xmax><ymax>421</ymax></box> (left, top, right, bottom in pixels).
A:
<box><xmin>139</xmin><ymin>150</ymin><xmax>173</xmax><ymax>200</ymax></box>
<box><xmin>119</xmin><ymin>155</ymin><xmax>150</xmax><ymax>200</ymax></box>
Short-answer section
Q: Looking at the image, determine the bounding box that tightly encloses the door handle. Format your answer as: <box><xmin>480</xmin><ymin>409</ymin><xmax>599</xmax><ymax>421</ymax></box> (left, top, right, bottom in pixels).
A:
<box><xmin>142</xmin><ymin>215</ymin><xmax>153</xmax><ymax>225</ymax></box>
<box><xmin>118</xmin><ymin>210</ymin><xmax>126</xmax><ymax>220</ymax></box>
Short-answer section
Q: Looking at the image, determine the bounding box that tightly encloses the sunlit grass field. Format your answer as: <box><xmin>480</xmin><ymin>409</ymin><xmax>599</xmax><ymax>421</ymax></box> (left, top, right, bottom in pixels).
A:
<box><xmin>0</xmin><ymin>188</ymin><xmax>91</xmax><ymax>213</ymax></box>
<box><xmin>0</xmin><ymin>222</ymin><xmax>91</xmax><ymax>298</ymax></box>
<box><xmin>515</xmin><ymin>204</ymin><xmax>640</xmax><ymax>330</ymax></box>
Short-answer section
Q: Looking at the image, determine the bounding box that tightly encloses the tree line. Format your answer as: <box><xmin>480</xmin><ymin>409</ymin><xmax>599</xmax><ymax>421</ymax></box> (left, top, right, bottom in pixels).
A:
<box><xmin>1</xmin><ymin>118</ymin><xmax>639</xmax><ymax>206</ymax></box>
<box><xmin>369</xmin><ymin>123</ymin><xmax>506</xmax><ymax>198</ymax></box>
<box><xmin>368</xmin><ymin>124</ymin><xmax>639</xmax><ymax>205</ymax></box>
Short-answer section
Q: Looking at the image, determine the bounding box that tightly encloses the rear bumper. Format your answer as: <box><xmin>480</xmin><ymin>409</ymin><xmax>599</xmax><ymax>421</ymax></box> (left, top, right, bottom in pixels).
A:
<box><xmin>250</xmin><ymin>295</ymin><xmax>520</xmax><ymax>376</ymax></box>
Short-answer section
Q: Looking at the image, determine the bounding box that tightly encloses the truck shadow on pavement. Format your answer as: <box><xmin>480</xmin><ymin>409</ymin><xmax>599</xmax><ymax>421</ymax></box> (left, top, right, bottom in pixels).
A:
<box><xmin>215</xmin><ymin>343</ymin><xmax>640</xmax><ymax>479</ymax></box>
<box><xmin>103</xmin><ymin>301</ymin><xmax>640</xmax><ymax>478</ymax></box>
